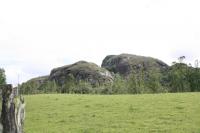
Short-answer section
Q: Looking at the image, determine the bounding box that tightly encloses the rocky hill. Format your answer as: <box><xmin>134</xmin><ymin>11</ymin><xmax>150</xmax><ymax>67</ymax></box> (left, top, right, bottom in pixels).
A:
<box><xmin>27</xmin><ymin>75</ymin><xmax>49</xmax><ymax>85</ymax></box>
<box><xmin>49</xmin><ymin>61</ymin><xmax>113</xmax><ymax>86</ymax></box>
<box><xmin>20</xmin><ymin>75</ymin><xmax>49</xmax><ymax>94</ymax></box>
<box><xmin>102</xmin><ymin>54</ymin><xmax>169</xmax><ymax>76</ymax></box>
<box><xmin>20</xmin><ymin>54</ymin><xmax>172</xmax><ymax>94</ymax></box>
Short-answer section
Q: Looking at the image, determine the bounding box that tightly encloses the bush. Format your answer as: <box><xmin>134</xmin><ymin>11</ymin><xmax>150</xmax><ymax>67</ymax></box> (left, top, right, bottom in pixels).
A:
<box><xmin>73</xmin><ymin>81</ymin><xmax>93</xmax><ymax>94</ymax></box>
<box><xmin>111</xmin><ymin>74</ymin><xmax>128</xmax><ymax>94</ymax></box>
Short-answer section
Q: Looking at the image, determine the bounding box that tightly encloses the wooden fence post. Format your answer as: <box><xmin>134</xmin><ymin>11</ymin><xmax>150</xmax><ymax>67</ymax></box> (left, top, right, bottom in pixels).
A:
<box><xmin>0</xmin><ymin>84</ymin><xmax>25</xmax><ymax>133</ymax></box>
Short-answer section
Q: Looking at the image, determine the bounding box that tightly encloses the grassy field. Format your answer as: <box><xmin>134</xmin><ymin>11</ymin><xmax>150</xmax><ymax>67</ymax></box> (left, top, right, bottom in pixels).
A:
<box><xmin>24</xmin><ymin>93</ymin><xmax>200</xmax><ymax>133</ymax></box>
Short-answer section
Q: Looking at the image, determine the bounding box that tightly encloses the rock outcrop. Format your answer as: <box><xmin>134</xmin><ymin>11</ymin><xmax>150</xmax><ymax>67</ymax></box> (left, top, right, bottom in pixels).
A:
<box><xmin>20</xmin><ymin>54</ymin><xmax>170</xmax><ymax>94</ymax></box>
<box><xmin>101</xmin><ymin>54</ymin><xmax>169</xmax><ymax>76</ymax></box>
<box><xmin>26</xmin><ymin>75</ymin><xmax>49</xmax><ymax>85</ymax></box>
<box><xmin>49</xmin><ymin>61</ymin><xmax>113</xmax><ymax>86</ymax></box>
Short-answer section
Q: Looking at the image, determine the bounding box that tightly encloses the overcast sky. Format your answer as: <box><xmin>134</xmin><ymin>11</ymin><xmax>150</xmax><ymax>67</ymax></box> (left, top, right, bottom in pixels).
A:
<box><xmin>0</xmin><ymin>0</ymin><xmax>200</xmax><ymax>85</ymax></box>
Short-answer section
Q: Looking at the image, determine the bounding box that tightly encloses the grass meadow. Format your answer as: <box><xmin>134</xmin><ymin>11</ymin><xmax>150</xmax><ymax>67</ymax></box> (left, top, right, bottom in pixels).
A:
<box><xmin>24</xmin><ymin>93</ymin><xmax>200</xmax><ymax>133</ymax></box>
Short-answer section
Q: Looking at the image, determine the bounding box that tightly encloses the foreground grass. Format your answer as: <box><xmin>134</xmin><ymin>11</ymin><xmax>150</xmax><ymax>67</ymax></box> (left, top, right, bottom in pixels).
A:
<box><xmin>25</xmin><ymin>93</ymin><xmax>200</xmax><ymax>133</ymax></box>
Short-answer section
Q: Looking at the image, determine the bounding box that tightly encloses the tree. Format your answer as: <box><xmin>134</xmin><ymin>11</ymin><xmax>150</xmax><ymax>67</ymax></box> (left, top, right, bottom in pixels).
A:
<box><xmin>145</xmin><ymin>71</ymin><xmax>164</xmax><ymax>93</ymax></box>
<box><xmin>127</xmin><ymin>72</ymin><xmax>140</xmax><ymax>94</ymax></box>
<box><xmin>194</xmin><ymin>59</ymin><xmax>199</xmax><ymax>68</ymax></box>
<box><xmin>0</xmin><ymin>68</ymin><xmax>6</xmax><ymax>85</ymax></box>
<box><xmin>187</xmin><ymin>60</ymin><xmax>200</xmax><ymax>92</ymax></box>
<box><xmin>178</xmin><ymin>56</ymin><xmax>186</xmax><ymax>63</ymax></box>
<box><xmin>168</xmin><ymin>58</ymin><xmax>190</xmax><ymax>92</ymax></box>
<box><xmin>111</xmin><ymin>74</ymin><xmax>127</xmax><ymax>94</ymax></box>
<box><xmin>38</xmin><ymin>80</ymin><xmax>58</xmax><ymax>93</ymax></box>
<box><xmin>61</xmin><ymin>74</ymin><xmax>76</xmax><ymax>93</ymax></box>
<box><xmin>20</xmin><ymin>81</ymin><xmax>39</xmax><ymax>94</ymax></box>
<box><xmin>74</xmin><ymin>80</ymin><xmax>92</xmax><ymax>94</ymax></box>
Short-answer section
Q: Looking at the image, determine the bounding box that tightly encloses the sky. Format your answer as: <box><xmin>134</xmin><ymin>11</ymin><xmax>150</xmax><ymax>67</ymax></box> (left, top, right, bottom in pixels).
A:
<box><xmin>0</xmin><ymin>0</ymin><xmax>200</xmax><ymax>85</ymax></box>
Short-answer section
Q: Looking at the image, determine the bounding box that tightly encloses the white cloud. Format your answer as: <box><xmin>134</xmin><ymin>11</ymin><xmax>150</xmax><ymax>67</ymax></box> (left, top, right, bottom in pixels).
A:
<box><xmin>0</xmin><ymin>0</ymin><xmax>200</xmax><ymax>85</ymax></box>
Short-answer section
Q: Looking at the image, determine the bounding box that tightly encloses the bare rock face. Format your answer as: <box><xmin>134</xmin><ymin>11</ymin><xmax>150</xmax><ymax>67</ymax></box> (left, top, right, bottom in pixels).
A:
<box><xmin>101</xmin><ymin>54</ymin><xmax>169</xmax><ymax>76</ymax></box>
<box><xmin>49</xmin><ymin>61</ymin><xmax>113</xmax><ymax>86</ymax></box>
